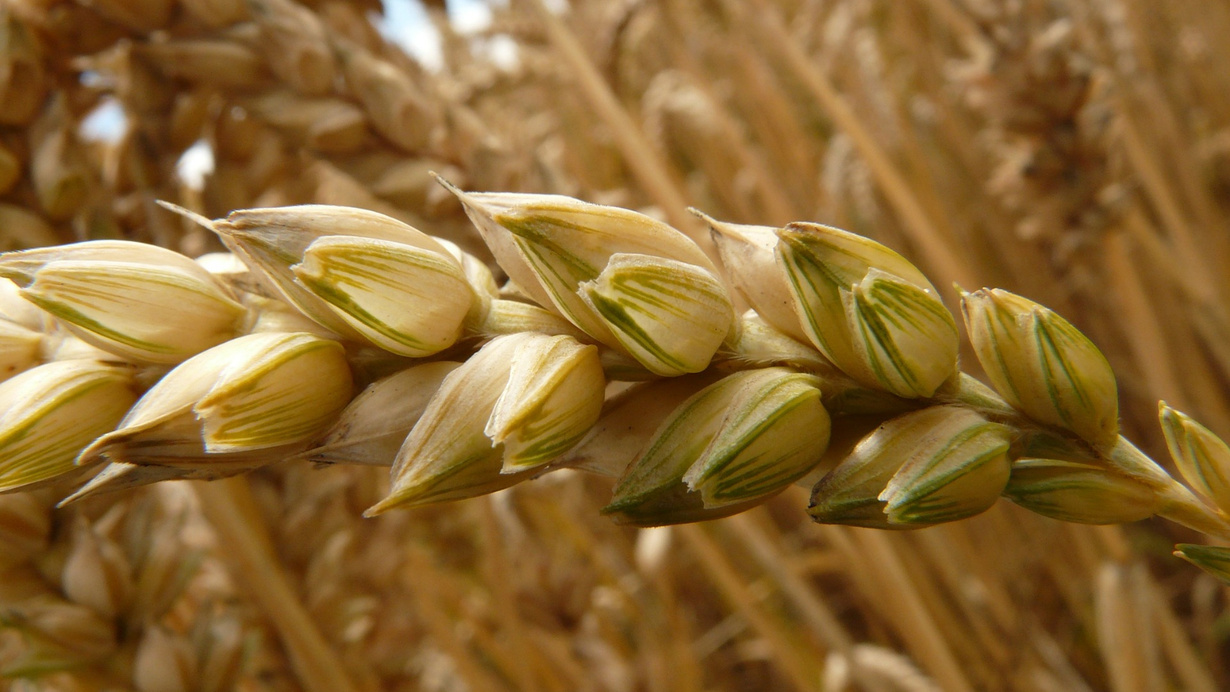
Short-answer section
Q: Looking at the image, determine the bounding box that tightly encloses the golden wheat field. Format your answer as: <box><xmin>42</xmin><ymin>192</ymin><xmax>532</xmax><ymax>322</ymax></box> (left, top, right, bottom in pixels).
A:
<box><xmin>1</xmin><ymin>0</ymin><xmax>1229</xmax><ymax>690</ymax></box>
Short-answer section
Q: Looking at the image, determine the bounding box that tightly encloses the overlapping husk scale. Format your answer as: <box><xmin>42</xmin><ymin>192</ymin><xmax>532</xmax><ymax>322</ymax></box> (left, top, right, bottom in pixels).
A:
<box><xmin>3</xmin><ymin>0</ymin><xmax>1230</xmax><ymax>690</ymax></box>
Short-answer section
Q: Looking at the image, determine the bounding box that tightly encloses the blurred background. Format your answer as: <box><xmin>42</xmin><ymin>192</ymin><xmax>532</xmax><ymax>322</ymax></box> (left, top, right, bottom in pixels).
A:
<box><xmin>1</xmin><ymin>0</ymin><xmax>1229</xmax><ymax>690</ymax></box>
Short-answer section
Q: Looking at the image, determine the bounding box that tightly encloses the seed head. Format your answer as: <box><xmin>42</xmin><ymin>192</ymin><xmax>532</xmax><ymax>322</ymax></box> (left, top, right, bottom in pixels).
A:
<box><xmin>0</xmin><ymin>241</ymin><xmax>245</xmax><ymax>364</ymax></box>
<box><xmin>0</xmin><ymin>11</ymin><xmax>48</xmax><ymax>127</ymax></box>
<box><xmin>77</xmin><ymin>332</ymin><xmax>352</xmax><ymax>473</ymax></box>
<box><xmin>775</xmin><ymin>222</ymin><xmax>957</xmax><ymax>397</ymax></box>
<box><xmin>334</xmin><ymin>39</ymin><xmax>440</xmax><ymax>153</ymax></box>
<box><xmin>0</xmin><ymin>596</ymin><xmax>116</xmax><ymax>675</ymax></box>
<box><xmin>1159</xmin><ymin>402</ymin><xmax>1230</xmax><ymax>514</ymax></box>
<box><xmin>847</xmin><ymin>269</ymin><xmax>960</xmax><ymax>398</ymax></box>
<box><xmin>292</xmin><ymin>235</ymin><xmax>473</xmax><ymax>357</ymax></box>
<box><xmin>248</xmin><ymin>0</ymin><xmax>336</xmax><ymax>96</ymax></box>
<box><xmin>61</xmin><ymin>520</ymin><xmax>134</xmax><ymax>619</ymax></box>
<box><xmin>211</xmin><ymin>204</ymin><xmax>475</xmax><ymax>353</ymax></box>
<box><xmin>240</xmin><ymin>91</ymin><xmax>367</xmax><ymax>153</ymax></box>
<box><xmin>132</xmin><ymin>38</ymin><xmax>271</xmax><ymax>90</ymax></box>
<box><xmin>579</xmin><ymin>253</ymin><xmax>733</xmax><ymax>376</ymax></box>
<box><xmin>810</xmin><ymin>406</ymin><xmax>1012</xmax><ymax>528</ymax></box>
<box><xmin>442</xmin><ymin>182</ymin><xmax>733</xmax><ymax>375</ymax></box>
<box><xmin>606</xmin><ymin>367</ymin><xmax>830</xmax><ymax>525</ymax></box>
<box><xmin>962</xmin><ymin>287</ymin><xmax>1119</xmax><ymax>447</ymax></box>
<box><xmin>1003</xmin><ymin>458</ymin><xmax>1162</xmax><ymax>524</ymax></box>
<box><xmin>486</xmin><ymin>335</ymin><xmax>606</xmax><ymax>472</ymax></box>
<box><xmin>367</xmin><ymin>333</ymin><xmax>604</xmax><ymax>514</ymax></box>
<box><xmin>0</xmin><ymin>360</ymin><xmax>136</xmax><ymax>493</ymax></box>
<box><xmin>133</xmin><ymin>625</ymin><xmax>197</xmax><ymax>692</ymax></box>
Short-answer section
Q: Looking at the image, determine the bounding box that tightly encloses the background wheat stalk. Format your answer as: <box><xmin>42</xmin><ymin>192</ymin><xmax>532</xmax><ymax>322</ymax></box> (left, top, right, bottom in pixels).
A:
<box><xmin>1</xmin><ymin>1</ymin><xmax>1229</xmax><ymax>691</ymax></box>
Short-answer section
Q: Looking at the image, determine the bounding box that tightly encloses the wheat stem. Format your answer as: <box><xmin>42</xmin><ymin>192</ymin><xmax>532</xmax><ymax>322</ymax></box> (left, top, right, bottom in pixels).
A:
<box><xmin>825</xmin><ymin>526</ymin><xmax>978</xmax><ymax>692</ymax></box>
<box><xmin>1150</xmin><ymin>580</ymin><xmax>1222</xmax><ymax>692</ymax></box>
<box><xmin>1104</xmin><ymin>232</ymin><xmax>1186</xmax><ymax>406</ymax></box>
<box><xmin>1096</xmin><ymin>562</ymin><xmax>1164</xmax><ymax>692</ymax></box>
<box><xmin>192</xmin><ymin>477</ymin><xmax>361</xmax><ymax>692</ymax></box>
<box><xmin>1115</xmin><ymin>97</ymin><xmax>1230</xmax><ymax>328</ymax></box>
<box><xmin>739</xmin><ymin>0</ymin><xmax>976</xmax><ymax>289</ymax></box>
<box><xmin>678</xmin><ymin>522</ymin><xmax>820</xmax><ymax>691</ymax></box>
<box><xmin>403</xmin><ymin>545</ymin><xmax>507</xmax><ymax>692</ymax></box>
<box><xmin>478</xmin><ymin>498</ymin><xmax>539</xmax><ymax>691</ymax></box>
<box><xmin>526</xmin><ymin>0</ymin><xmax>702</xmax><ymax>247</ymax></box>
<box><xmin>723</xmin><ymin>512</ymin><xmax>852</xmax><ymax>650</ymax></box>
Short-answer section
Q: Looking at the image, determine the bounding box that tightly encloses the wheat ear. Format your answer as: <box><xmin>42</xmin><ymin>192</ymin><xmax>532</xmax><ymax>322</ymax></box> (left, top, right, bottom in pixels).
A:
<box><xmin>1</xmin><ymin>184</ymin><xmax>1229</xmax><ymax>586</ymax></box>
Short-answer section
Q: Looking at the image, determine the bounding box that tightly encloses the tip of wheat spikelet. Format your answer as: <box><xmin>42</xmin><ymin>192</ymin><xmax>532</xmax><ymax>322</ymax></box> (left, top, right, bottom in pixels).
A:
<box><xmin>156</xmin><ymin>199</ymin><xmax>217</xmax><ymax>233</ymax></box>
